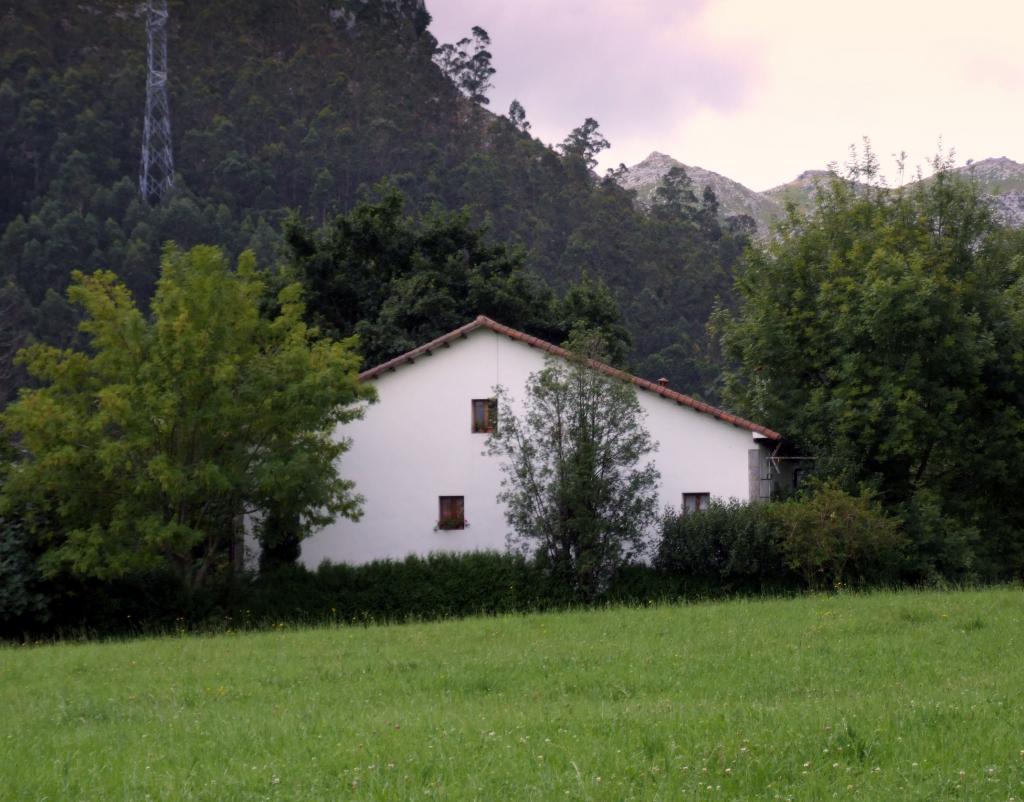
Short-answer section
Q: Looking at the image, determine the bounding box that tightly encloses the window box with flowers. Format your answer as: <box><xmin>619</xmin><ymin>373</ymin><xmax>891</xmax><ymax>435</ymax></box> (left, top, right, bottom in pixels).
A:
<box><xmin>436</xmin><ymin>496</ymin><xmax>467</xmax><ymax>530</ymax></box>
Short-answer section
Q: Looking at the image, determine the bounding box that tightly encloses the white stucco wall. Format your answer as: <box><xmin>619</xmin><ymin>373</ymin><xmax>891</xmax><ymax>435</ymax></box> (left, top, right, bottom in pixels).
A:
<box><xmin>299</xmin><ymin>328</ymin><xmax>769</xmax><ymax>568</ymax></box>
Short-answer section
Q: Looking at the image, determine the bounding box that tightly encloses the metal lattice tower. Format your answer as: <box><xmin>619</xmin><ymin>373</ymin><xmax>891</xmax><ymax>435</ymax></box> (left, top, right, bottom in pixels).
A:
<box><xmin>140</xmin><ymin>0</ymin><xmax>174</xmax><ymax>203</ymax></box>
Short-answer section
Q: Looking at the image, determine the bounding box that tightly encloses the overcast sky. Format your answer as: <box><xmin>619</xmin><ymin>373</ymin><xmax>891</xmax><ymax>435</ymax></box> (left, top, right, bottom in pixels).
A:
<box><xmin>426</xmin><ymin>0</ymin><xmax>1024</xmax><ymax>191</ymax></box>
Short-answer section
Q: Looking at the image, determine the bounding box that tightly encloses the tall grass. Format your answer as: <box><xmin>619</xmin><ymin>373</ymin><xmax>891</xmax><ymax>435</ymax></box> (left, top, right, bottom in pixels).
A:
<box><xmin>2</xmin><ymin>588</ymin><xmax>1022</xmax><ymax>800</ymax></box>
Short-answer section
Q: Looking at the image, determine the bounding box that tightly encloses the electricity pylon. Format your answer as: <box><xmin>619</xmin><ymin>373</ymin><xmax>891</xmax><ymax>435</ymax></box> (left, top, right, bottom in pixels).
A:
<box><xmin>139</xmin><ymin>0</ymin><xmax>174</xmax><ymax>203</ymax></box>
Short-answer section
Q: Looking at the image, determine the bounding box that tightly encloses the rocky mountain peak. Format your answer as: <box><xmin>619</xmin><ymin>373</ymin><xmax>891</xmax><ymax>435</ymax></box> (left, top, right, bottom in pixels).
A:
<box><xmin>958</xmin><ymin>156</ymin><xmax>1024</xmax><ymax>184</ymax></box>
<box><xmin>615</xmin><ymin>152</ymin><xmax>783</xmax><ymax>230</ymax></box>
<box><xmin>615</xmin><ymin>153</ymin><xmax>1024</xmax><ymax>236</ymax></box>
<box><xmin>794</xmin><ymin>169</ymin><xmax>831</xmax><ymax>182</ymax></box>
<box><xmin>970</xmin><ymin>156</ymin><xmax>1017</xmax><ymax>167</ymax></box>
<box><xmin>616</xmin><ymin>152</ymin><xmax>684</xmax><ymax>192</ymax></box>
<box><xmin>638</xmin><ymin>151</ymin><xmax>677</xmax><ymax>166</ymax></box>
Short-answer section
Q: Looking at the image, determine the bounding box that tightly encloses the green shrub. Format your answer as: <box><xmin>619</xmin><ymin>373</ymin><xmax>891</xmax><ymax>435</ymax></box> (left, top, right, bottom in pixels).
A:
<box><xmin>895</xmin><ymin>489</ymin><xmax>979</xmax><ymax>584</ymax></box>
<box><xmin>774</xmin><ymin>483</ymin><xmax>905</xmax><ymax>589</ymax></box>
<box><xmin>0</xmin><ymin>517</ymin><xmax>49</xmax><ymax>633</ymax></box>
<box><xmin>656</xmin><ymin>499</ymin><xmax>794</xmax><ymax>592</ymax></box>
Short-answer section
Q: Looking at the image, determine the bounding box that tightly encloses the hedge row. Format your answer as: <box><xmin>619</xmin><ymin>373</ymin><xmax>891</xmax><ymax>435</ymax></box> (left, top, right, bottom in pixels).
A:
<box><xmin>3</xmin><ymin>552</ymin><xmax>699</xmax><ymax>641</ymax></box>
<box><xmin>0</xmin><ymin>486</ymin><xmax>972</xmax><ymax>640</ymax></box>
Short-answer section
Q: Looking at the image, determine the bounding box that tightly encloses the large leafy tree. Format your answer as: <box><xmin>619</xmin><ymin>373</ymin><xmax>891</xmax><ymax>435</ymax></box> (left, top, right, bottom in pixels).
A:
<box><xmin>283</xmin><ymin>186</ymin><xmax>632</xmax><ymax>368</ymax></box>
<box><xmin>557</xmin><ymin>272</ymin><xmax>633</xmax><ymax>367</ymax></box>
<box><xmin>433</xmin><ymin>26</ymin><xmax>496</xmax><ymax>106</ymax></box>
<box><xmin>1</xmin><ymin>245</ymin><xmax>373</xmax><ymax>591</ymax></box>
<box><xmin>717</xmin><ymin>155</ymin><xmax>1024</xmax><ymax>578</ymax></box>
<box><xmin>652</xmin><ymin>166</ymin><xmax>698</xmax><ymax>219</ymax></box>
<box><xmin>558</xmin><ymin>118</ymin><xmax>610</xmax><ymax>171</ymax></box>
<box><xmin>488</xmin><ymin>331</ymin><xmax>660</xmax><ymax>598</ymax></box>
<box><xmin>507</xmin><ymin>99</ymin><xmax>531</xmax><ymax>134</ymax></box>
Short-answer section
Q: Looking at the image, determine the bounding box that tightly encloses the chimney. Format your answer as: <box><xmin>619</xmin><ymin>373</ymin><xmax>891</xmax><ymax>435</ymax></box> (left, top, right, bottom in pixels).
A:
<box><xmin>657</xmin><ymin>377</ymin><xmax>669</xmax><ymax>388</ymax></box>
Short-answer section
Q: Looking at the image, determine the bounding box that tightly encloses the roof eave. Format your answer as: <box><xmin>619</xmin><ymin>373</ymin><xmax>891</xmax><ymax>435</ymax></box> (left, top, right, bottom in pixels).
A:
<box><xmin>359</xmin><ymin>315</ymin><xmax>782</xmax><ymax>441</ymax></box>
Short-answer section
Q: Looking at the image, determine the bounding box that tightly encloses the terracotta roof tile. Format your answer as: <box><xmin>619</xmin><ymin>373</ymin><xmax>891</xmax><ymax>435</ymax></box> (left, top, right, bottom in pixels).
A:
<box><xmin>360</xmin><ymin>316</ymin><xmax>782</xmax><ymax>440</ymax></box>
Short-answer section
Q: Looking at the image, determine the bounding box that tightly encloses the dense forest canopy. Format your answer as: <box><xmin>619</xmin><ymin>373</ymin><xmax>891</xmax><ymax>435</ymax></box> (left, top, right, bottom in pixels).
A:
<box><xmin>0</xmin><ymin>0</ymin><xmax>750</xmax><ymax>402</ymax></box>
<box><xmin>718</xmin><ymin>156</ymin><xmax>1024</xmax><ymax>580</ymax></box>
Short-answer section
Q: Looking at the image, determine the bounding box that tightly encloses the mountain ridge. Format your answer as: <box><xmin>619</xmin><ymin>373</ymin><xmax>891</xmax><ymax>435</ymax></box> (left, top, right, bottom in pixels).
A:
<box><xmin>617</xmin><ymin>153</ymin><xmax>1024</xmax><ymax>233</ymax></box>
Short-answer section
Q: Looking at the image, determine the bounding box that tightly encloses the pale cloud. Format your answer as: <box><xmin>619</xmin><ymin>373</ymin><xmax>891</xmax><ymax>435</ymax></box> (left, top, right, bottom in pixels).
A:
<box><xmin>427</xmin><ymin>0</ymin><xmax>1024</xmax><ymax>190</ymax></box>
<box><xmin>426</xmin><ymin>0</ymin><xmax>757</xmax><ymax>154</ymax></box>
<box><xmin>963</xmin><ymin>54</ymin><xmax>1024</xmax><ymax>94</ymax></box>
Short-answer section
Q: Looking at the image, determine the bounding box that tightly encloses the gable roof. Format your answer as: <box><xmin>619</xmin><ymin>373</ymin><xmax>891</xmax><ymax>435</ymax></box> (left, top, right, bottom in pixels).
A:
<box><xmin>360</xmin><ymin>316</ymin><xmax>782</xmax><ymax>441</ymax></box>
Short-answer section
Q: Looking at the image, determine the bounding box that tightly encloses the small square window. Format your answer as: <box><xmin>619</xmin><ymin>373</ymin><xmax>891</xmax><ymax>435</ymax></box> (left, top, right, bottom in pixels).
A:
<box><xmin>438</xmin><ymin>496</ymin><xmax>465</xmax><ymax>530</ymax></box>
<box><xmin>471</xmin><ymin>398</ymin><xmax>497</xmax><ymax>433</ymax></box>
<box><xmin>683</xmin><ymin>492</ymin><xmax>710</xmax><ymax>514</ymax></box>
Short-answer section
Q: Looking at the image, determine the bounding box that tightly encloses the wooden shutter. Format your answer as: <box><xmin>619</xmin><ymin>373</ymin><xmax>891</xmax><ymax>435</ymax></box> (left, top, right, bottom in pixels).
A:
<box><xmin>487</xmin><ymin>398</ymin><xmax>497</xmax><ymax>433</ymax></box>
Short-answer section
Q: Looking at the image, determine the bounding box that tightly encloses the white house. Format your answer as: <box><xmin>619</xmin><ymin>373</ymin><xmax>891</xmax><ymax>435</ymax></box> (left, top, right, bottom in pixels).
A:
<box><xmin>298</xmin><ymin>316</ymin><xmax>783</xmax><ymax>568</ymax></box>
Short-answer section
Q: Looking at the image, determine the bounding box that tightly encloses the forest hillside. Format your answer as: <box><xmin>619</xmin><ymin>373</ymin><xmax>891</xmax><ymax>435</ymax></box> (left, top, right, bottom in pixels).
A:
<box><xmin>0</xmin><ymin>0</ymin><xmax>749</xmax><ymax>401</ymax></box>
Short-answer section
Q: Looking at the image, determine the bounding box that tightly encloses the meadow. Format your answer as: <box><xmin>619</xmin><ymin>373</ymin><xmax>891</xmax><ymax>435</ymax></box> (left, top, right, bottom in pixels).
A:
<box><xmin>2</xmin><ymin>589</ymin><xmax>1022</xmax><ymax>801</ymax></box>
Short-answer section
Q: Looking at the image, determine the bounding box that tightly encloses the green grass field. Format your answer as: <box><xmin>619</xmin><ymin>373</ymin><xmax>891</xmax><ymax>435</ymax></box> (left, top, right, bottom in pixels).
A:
<box><xmin>2</xmin><ymin>589</ymin><xmax>1023</xmax><ymax>801</ymax></box>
